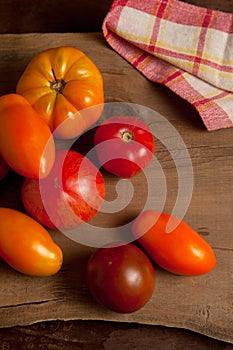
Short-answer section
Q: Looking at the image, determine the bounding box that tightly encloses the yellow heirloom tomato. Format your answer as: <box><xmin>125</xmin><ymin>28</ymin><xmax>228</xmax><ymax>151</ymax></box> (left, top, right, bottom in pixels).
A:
<box><xmin>16</xmin><ymin>46</ymin><xmax>104</xmax><ymax>139</ymax></box>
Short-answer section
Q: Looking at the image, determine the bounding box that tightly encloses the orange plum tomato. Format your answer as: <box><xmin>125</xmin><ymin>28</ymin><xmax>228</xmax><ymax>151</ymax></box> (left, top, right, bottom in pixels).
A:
<box><xmin>86</xmin><ymin>243</ymin><xmax>156</xmax><ymax>313</ymax></box>
<box><xmin>0</xmin><ymin>156</ymin><xmax>9</xmax><ymax>180</ymax></box>
<box><xmin>0</xmin><ymin>208</ymin><xmax>63</xmax><ymax>276</ymax></box>
<box><xmin>132</xmin><ymin>210</ymin><xmax>217</xmax><ymax>276</ymax></box>
<box><xmin>16</xmin><ymin>46</ymin><xmax>104</xmax><ymax>139</ymax></box>
<box><xmin>94</xmin><ymin>116</ymin><xmax>155</xmax><ymax>178</ymax></box>
<box><xmin>0</xmin><ymin>94</ymin><xmax>55</xmax><ymax>179</ymax></box>
<box><xmin>22</xmin><ymin>150</ymin><xmax>105</xmax><ymax>230</ymax></box>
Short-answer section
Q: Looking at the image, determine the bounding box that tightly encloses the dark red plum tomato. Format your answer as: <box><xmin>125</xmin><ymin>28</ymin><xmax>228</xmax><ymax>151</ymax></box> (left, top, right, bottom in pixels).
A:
<box><xmin>86</xmin><ymin>243</ymin><xmax>156</xmax><ymax>313</ymax></box>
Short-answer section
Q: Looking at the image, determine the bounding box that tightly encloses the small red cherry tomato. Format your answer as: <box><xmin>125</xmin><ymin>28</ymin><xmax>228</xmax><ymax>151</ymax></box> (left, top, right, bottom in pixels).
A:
<box><xmin>86</xmin><ymin>243</ymin><xmax>156</xmax><ymax>313</ymax></box>
<box><xmin>132</xmin><ymin>210</ymin><xmax>217</xmax><ymax>276</ymax></box>
<box><xmin>94</xmin><ymin>116</ymin><xmax>155</xmax><ymax>178</ymax></box>
<box><xmin>22</xmin><ymin>150</ymin><xmax>105</xmax><ymax>230</ymax></box>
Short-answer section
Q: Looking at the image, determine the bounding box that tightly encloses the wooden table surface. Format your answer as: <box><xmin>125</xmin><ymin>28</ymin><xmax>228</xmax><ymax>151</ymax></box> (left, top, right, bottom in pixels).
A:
<box><xmin>0</xmin><ymin>22</ymin><xmax>232</xmax><ymax>350</ymax></box>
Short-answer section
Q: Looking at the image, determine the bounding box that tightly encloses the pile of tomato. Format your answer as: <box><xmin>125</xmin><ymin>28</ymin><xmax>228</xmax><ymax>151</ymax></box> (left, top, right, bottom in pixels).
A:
<box><xmin>0</xmin><ymin>46</ymin><xmax>216</xmax><ymax>314</ymax></box>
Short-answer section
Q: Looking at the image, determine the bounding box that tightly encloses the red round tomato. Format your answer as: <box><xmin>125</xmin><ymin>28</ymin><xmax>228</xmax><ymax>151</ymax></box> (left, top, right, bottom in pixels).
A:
<box><xmin>132</xmin><ymin>210</ymin><xmax>217</xmax><ymax>276</ymax></box>
<box><xmin>0</xmin><ymin>156</ymin><xmax>9</xmax><ymax>180</ymax></box>
<box><xmin>86</xmin><ymin>243</ymin><xmax>155</xmax><ymax>313</ymax></box>
<box><xmin>0</xmin><ymin>208</ymin><xmax>63</xmax><ymax>276</ymax></box>
<box><xmin>94</xmin><ymin>116</ymin><xmax>155</xmax><ymax>178</ymax></box>
<box><xmin>0</xmin><ymin>94</ymin><xmax>55</xmax><ymax>179</ymax></box>
<box><xmin>22</xmin><ymin>149</ymin><xmax>105</xmax><ymax>230</ymax></box>
<box><xmin>16</xmin><ymin>46</ymin><xmax>104</xmax><ymax>139</ymax></box>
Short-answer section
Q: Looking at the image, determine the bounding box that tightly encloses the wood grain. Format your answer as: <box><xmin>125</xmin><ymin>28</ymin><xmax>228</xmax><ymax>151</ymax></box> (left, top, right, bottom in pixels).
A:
<box><xmin>0</xmin><ymin>320</ymin><xmax>232</xmax><ymax>350</ymax></box>
<box><xmin>0</xmin><ymin>33</ymin><xmax>232</xmax><ymax>345</ymax></box>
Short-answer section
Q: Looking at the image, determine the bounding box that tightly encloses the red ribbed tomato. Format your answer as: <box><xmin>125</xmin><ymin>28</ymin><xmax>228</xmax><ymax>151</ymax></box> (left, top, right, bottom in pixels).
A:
<box><xmin>22</xmin><ymin>150</ymin><xmax>105</xmax><ymax>230</ymax></box>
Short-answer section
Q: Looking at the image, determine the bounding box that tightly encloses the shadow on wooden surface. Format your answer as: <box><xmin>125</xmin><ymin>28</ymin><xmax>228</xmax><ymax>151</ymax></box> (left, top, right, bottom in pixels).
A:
<box><xmin>0</xmin><ymin>0</ymin><xmax>233</xmax><ymax>34</ymax></box>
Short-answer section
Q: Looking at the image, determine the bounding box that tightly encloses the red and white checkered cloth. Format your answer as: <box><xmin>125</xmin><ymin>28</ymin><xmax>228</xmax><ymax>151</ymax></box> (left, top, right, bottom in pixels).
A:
<box><xmin>103</xmin><ymin>0</ymin><xmax>233</xmax><ymax>130</ymax></box>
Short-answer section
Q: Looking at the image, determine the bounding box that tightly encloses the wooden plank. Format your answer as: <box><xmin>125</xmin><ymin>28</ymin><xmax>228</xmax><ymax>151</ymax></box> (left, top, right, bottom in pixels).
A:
<box><xmin>0</xmin><ymin>33</ymin><xmax>232</xmax><ymax>344</ymax></box>
<box><xmin>0</xmin><ymin>320</ymin><xmax>232</xmax><ymax>350</ymax></box>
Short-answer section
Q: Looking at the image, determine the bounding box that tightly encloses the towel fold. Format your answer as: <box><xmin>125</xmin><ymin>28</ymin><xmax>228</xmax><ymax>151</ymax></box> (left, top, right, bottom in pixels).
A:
<box><xmin>103</xmin><ymin>0</ymin><xmax>233</xmax><ymax>130</ymax></box>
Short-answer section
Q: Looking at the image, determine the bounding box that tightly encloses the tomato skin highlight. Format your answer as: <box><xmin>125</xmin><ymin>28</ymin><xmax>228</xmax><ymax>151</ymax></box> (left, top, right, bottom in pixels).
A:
<box><xmin>0</xmin><ymin>94</ymin><xmax>55</xmax><ymax>179</ymax></box>
<box><xmin>94</xmin><ymin>116</ymin><xmax>155</xmax><ymax>178</ymax></box>
<box><xmin>86</xmin><ymin>243</ymin><xmax>156</xmax><ymax>313</ymax></box>
<box><xmin>22</xmin><ymin>150</ymin><xmax>105</xmax><ymax>230</ymax></box>
<box><xmin>132</xmin><ymin>210</ymin><xmax>216</xmax><ymax>276</ymax></box>
<box><xmin>0</xmin><ymin>208</ymin><xmax>63</xmax><ymax>276</ymax></box>
<box><xmin>16</xmin><ymin>46</ymin><xmax>104</xmax><ymax>139</ymax></box>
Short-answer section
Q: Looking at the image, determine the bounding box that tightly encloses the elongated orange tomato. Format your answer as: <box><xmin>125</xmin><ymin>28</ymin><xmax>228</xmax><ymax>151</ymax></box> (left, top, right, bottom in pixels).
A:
<box><xmin>0</xmin><ymin>208</ymin><xmax>63</xmax><ymax>276</ymax></box>
<box><xmin>0</xmin><ymin>94</ymin><xmax>55</xmax><ymax>179</ymax></box>
<box><xmin>16</xmin><ymin>46</ymin><xmax>104</xmax><ymax>139</ymax></box>
<box><xmin>132</xmin><ymin>210</ymin><xmax>216</xmax><ymax>276</ymax></box>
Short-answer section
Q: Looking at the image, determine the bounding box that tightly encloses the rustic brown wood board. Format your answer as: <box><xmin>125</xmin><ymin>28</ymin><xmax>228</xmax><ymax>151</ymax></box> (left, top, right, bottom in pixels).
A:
<box><xmin>0</xmin><ymin>33</ymin><xmax>232</xmax><ymax>344</ymax></box>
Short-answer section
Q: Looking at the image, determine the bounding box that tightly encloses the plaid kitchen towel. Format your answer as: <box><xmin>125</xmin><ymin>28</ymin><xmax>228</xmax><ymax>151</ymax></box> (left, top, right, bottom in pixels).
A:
<box><xmin>103</xmin><ymin>0</ymin><xmax>233</xmax><ymax>130</ymax></box>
